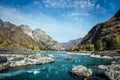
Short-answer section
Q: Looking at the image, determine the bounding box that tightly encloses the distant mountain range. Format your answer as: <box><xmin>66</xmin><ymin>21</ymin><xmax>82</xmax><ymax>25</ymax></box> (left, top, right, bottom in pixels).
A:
<box><xmin>60</xmin><ymin>38</ymin><xmax>82</xmax><ymax>50</ymax></box>
<box><xmin>0</xmin><ymin>19</ymin><xmax>61</xmax><ymax>50</ymax></box>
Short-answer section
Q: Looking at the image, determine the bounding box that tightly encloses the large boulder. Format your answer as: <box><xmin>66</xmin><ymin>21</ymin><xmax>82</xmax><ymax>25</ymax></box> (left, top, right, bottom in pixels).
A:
<box><xmin>70</xmin><ymin>65</ymin><xmax>93</xmax><ymax>78</ymax></box>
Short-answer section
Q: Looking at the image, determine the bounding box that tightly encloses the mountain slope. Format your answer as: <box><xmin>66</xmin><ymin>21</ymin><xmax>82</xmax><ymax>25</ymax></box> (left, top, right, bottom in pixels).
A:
<box><xmin>0</xmin><ymin>19</ymin><xmax>43</xmax><ymax>50</ymax></box>
<box><xmin>80</xmin><ymin>9</ymin><xmax>120</xmax><ymax>45</ymax></box>
<box><xmin>61</xmin><ymin>38</ymin><xmax>82</xmax><ymax>49</ymax></box>
<box><xmin>20</xmin><ymin>25</ymin><xmax>61</xmax><ymax>50</ymax></box>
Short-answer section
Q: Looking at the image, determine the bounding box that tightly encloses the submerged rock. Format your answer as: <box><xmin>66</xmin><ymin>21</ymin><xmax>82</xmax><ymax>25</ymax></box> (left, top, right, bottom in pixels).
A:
<box><xmin>70</xmin><ymin>65</ymin><xmax>93</xmax><ymax>78</ymax></box>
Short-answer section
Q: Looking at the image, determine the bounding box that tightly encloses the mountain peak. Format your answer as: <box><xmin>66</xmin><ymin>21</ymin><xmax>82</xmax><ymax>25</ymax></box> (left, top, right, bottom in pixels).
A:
<box><xmin>114</xmin><ymin>9</ymin><xmax>120</xmax><ymax>18</ymax></box>
<box><xmin>19</xmin><ymin>24</ymin><xmax>31</xmax><ymax>30</ymax></box>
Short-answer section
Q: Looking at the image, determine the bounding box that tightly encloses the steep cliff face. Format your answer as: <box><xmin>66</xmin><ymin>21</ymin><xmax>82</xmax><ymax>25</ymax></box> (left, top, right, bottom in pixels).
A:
<box><xmin>20</xmin><ymin>25</ymin><xmax>61</xmax><ymax>50</ymax></box>
<box><xmin>0</xmin><ymin>19</ymin><xmax>43</xmax><ymax>50</ymax></box>
<box><xmin>60</xmin><ymin>38</ymin><xmax>82</xmax><ymax>49</ymax></box>
<box><xmin>80</xmin><ymin>9</ymin><xmax>120</xmax><ymax>45</ymax></box>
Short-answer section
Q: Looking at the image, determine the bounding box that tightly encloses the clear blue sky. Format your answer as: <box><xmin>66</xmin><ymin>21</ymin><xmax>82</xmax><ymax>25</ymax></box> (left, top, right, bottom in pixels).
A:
<box><xmin>0</xmin><ymin>0</ymin><xmax>120</xmax><ymax>42</ymax></box>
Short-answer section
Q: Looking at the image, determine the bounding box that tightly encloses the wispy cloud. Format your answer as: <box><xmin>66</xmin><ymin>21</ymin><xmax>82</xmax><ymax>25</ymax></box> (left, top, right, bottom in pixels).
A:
<box><xmin>43</xmin><ymin>0</ymin><xmax>95</xmax><ymax>9</ymax></box>
<box><xmin>0</xmin><ymin>6</ymin><xmax>35</xmax><ymax>25</ymax></box>
<box><xmin>42</xmin><ymin>0</ymin><xmax>103</xmax><ymax>20</ymax></box>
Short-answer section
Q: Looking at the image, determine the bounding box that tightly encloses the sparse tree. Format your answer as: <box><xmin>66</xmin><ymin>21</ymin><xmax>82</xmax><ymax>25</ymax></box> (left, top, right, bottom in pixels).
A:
<box><xmin>95</xmin><ymin>40</ymin><xmax>103</xmax><ymax>51</ymax></box>
<box><xmin>89</xmin><ymin>44</ymin><xmax>95</xmax><ymax>51</ymax></box>
<box><xmin>110</xmin><ymin>36</ymin><xmax>120</xmax><ymax>49</ymax></box>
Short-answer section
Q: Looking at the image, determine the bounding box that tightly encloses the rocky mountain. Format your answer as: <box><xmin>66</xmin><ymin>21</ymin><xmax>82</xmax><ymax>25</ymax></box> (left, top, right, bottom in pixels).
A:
<box><xmin>20</xmin><ymin>25</ymin><xmax>61</xmax><ymax>50</ymax></box>
<box><xmin>0</xmin><ymin>19</ymin><xmax>61</xmax><ymax>50</ymax></box>
<box><xmin>80</xmin><ymin>9</ymin><xmax>120</xmax><ymax>45</ymax></box>
<box><xmin>60</xmin><ymin>38</ymin><xmax>82</xmax><ymax>50</ymax></box>
<box><xmin>0</xmin><ymin>19</ymin><xmax>43</xmax><ymax>50</ymax></box>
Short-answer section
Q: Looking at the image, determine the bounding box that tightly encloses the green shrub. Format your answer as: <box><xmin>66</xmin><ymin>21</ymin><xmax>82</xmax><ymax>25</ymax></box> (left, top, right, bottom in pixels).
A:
<box><xmin>28</xmin><ymin>45</ymin><xmax>40</xmax><ymax>50</ymax></box>
<box><xmin>33</xmin><ymin>46</ymin><xmax>40</xmax><ymax>50</ymax></box>
<box><xmin>95</xmin><ymin>40</ymin><xmax>103</xmax><ymax>51</ymax></box>
<box><xmin>89</xmin><ymin>44</ymin><xmax>95</xmax><ymax>51</ymax></box>
<box><xmin>1</xmin><ymin>41</ymin><xmax>9</xmax><ymax>47</ymax></box>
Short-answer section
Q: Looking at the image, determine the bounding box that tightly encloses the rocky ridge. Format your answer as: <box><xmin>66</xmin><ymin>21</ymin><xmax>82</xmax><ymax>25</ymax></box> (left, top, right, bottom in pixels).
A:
<box><xmin>20</xmin><ymin>25</ymin><xmax>61</xmax><ymax>50</ymax></box>
<box><xmin>0</xmin><ymin>19</ymin><xmax>42</xmax><ymax>50</ymax></box>
<box><xmin>0</xmin><ymin>19</ymin><xmax>61</xmax><ymax>50</ymax></box>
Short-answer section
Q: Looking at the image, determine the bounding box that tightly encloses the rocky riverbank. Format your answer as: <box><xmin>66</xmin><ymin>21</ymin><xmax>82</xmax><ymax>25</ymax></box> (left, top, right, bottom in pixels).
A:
<box><xmin>90</xmin><ymin>50</ymin><xmax>120</xmax><ymax>59</ymax></box>
<box><xmin>92</xmin><ymin>50</ymin><xmax>120</xmax><ymax>57</ymax></box>
<box><xmin>0</xmin><ymin>50</ymin><xmax>54</xmax><ymax>71</ymax></box>
<box><xmin>69</xmin><ymin>50</ymin><xmax>120</xmax><ymax>80</ymax></box>
<box><xmin>97</xmin><ymin>58</ymin><xmax>120</xmax><ymax>80</ymax></box>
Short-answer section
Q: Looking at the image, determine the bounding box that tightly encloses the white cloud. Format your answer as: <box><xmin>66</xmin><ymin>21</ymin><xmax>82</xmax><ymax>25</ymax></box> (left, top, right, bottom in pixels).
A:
<box><xmin>0</xmin><ymin>6</ymin><xmax>32</xmax><ymax>25</ymax></box>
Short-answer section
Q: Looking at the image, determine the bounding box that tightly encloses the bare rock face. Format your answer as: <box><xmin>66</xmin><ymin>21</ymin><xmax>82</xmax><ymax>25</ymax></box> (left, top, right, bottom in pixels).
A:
<box><xmin>70</xmin><ymin>65</ymin><xmax>93</xmax><ymax>78</ymax></box>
